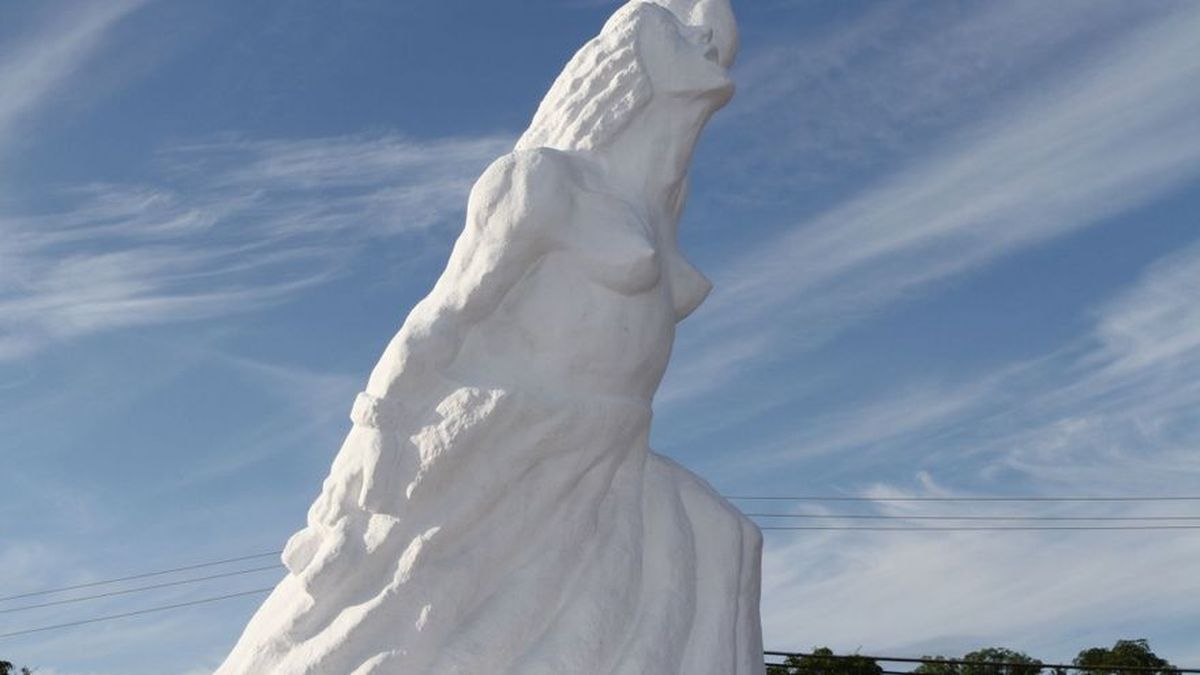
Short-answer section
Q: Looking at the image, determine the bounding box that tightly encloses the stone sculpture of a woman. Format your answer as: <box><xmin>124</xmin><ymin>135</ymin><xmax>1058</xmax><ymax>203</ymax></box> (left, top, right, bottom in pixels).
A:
<box><xmin>217</xmin><ymin>2</ymin><xmax>764</xmax><ymax>673</ymax></box>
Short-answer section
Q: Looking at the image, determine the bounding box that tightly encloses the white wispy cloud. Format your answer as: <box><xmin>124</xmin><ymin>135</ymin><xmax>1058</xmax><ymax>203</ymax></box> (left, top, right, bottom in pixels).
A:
<box><xmin>169</xmin><ymin>349</ymin><xmax>362</xmax><ymax>484</ymax></box>
<box><xmin>726</xmin><ymin>241</ymin><xmax>1200</xmax><ymax>491</ymax></box>
<box><xmin>761</xmin><ymin>514</ymin><xmax>1200</xmax><ymax>661</ymax></box>
<box><xmin>676</xmin><ymin>3</ymin><xmax>1200</xmax><ymax>659</ymax></box>
<box><xmin>0</xmin><ymin>0</ymin><xmax>511</xmax><ymax>361</ymax></box>
<box><xmin>1091</xmin><ymin>243</ymin><xmax>1200</xmax><ymax>377</ymax></box>
<box><xmin>0</xmin><ymin>0</ymin><xmax>148</xmax><ymax>154</ymax></box>
<box><xmin>755</xmin><ymin>240</ymin><xmax>1200</xmax><ymax>662</ymax></box>
<box><xmin>761</xmin><ymin>381</ymin><xmax>994</xmax><ymax>467</ymax></box>
<box><xmin>715</xmin><ymin>1</ymin><xmax>1200</xmax><ymax>327</ymax></box>
<box><xmin>666</xmin><ymin>1</ymin><xmax>1200</xmax><ymax>406</ymax></box>
<box><xmin>992</xmin><ymin>245</ymin><xmax>1200</xmax><ymax>489</ymax></box>
<box><xmin>0</xmin><ymin>132</ymin><xmax>512</xmax><ymax>360</ymax></box>
<box><xmin>716</xmin><ymin>0</ymin><xmax>1164</xmax><ymax>193</ymax></box>
<box><xmin>165</xmin><ymin>133</ymin><xmax>513</xmax><ymax>237</ymax></box>
<box><xmin>1</xmin><ymin>585</ymin><xmax>267</xmax><ymax>675</ymax></box>
<box><xmin>0</xmin><ymin>339</ymin><xmax>354</xmax><ymax>674</ymax></box>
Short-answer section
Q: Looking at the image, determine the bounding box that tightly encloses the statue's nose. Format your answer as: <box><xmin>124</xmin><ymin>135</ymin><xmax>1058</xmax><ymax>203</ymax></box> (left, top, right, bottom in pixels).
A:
<box><xmin>683</xmin><ymin>24</ymin><xmax>713</xmax><ymax>45</ymax></box>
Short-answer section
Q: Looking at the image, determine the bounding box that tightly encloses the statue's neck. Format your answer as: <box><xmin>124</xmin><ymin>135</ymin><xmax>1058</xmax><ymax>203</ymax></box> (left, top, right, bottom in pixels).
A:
<box><xmin>595</xmin><ymin>99</ymin><xmax>713</xmax><ymax>219</ymax></box>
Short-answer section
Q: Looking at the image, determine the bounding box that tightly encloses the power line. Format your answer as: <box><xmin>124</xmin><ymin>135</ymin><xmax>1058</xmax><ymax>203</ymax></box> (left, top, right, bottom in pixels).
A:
<box><xmin>0</xmin><ymin>551</ymin><xmax>281</xmax><ymax>603</ymax></box>
<box><xmin>768</xmin><ymin>662</ymin><xmax>907</xmax><ymax>672</ymax></box>
<box><xmin>5</xmin><ymin>500</ymin><xmax>1194</xmax><ymax>606</ymax></box>
<box><xmin>0</xmin><ymin>569</ymin><xmax>1191</xmax><ymax>675</ymax></box>
<box><xmin>0</xmin><ymin>564</ymin><xmax>283</xmax><ymax>615</ymax></box>
<box><xmin>765</xmin><ymin>667</ymin><xmax>911</xmax><ymax>675</ymax></box>
<box><xmin>748</xmin><ymin>513</ymin><xmax>1200</xmax><ymax>521</ymax></box>
<box><xmin>731</xmin><ymin>496</ymin><xmax>1200</xmax><ymax>502</ymax></box>
<box><xmin>0</xmin><ymin>494</ymin><xmax>1192</xmax><ymax>639</ymax></box>
<box><xmin>759</xmin><ymin>525</ymin><xmax>1200</xmax><ymax>531</ymax></box>
<box><xmin>0</xmin><ymin>587</ymin><xmax>274</xmax><ymax>640</ymax></box>
<box><xmin>765</xmin><ymin>651</ymin><xmax>1200</xmax><ymax>673</ymax></box>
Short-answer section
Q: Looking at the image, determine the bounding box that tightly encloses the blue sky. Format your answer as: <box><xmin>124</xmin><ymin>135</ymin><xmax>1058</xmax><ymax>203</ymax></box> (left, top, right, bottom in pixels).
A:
<box><xmin>2</xmin><ymin>0</ymin><xmax>1199</xmax><ymax>672</ymax></box>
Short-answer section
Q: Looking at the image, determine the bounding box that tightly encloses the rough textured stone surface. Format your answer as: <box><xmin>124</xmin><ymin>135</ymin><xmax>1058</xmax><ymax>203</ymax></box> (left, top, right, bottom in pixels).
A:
<box><xmin>216</xmin><ymin>2</ymin><xmax>764</xmax><ymax>673</ymax></box>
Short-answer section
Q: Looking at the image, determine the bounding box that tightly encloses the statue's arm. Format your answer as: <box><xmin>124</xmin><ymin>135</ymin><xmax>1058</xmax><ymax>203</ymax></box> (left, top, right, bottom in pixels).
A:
<box><xmin>365</xmin><ymin>149</ymin><xmax>568</xmax><ymax>404</ymax></box>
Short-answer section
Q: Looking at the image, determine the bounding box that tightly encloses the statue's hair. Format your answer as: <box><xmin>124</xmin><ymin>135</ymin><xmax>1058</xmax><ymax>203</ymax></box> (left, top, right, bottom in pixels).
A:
<box><xmin>515</xmin><ymin>5</ymin><xmax>655</xmax><ymax>153</ymax></box>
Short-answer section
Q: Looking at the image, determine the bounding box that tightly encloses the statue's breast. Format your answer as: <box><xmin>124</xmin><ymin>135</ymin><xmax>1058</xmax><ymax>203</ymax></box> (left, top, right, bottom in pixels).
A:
<box><xmin>564</xmin><ymin>185</ymin><xmax>662</xmax><ymax>296</ymax></box>
<box><xmin>488</xmin><ymin>148</ymin><xmax>662</xmax><ymax>298</ymax></box>
<box><xmin>452</xmin><ymin>250</ymin><xmax>675</xmax><ymax>401</ymax></box>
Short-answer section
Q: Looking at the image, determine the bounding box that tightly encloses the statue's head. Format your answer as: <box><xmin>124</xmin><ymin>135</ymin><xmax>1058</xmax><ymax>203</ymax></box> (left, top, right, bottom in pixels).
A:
<box><xmin>642</xmin><ymin>0</ymin><xmax>738</xmax><ymax>68</ymax></box>
<box><xmin>515</xmin><ymin>2</ymin><xmax>733</xmax><ymax>154</ymax></box>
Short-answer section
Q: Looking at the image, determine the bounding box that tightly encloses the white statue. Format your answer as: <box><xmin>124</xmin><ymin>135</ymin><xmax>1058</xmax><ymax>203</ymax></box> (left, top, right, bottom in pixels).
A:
<box><xmin>216</xmin><ymin>1</ymin><xmax>764</xmax><ymax>673</ymax></box>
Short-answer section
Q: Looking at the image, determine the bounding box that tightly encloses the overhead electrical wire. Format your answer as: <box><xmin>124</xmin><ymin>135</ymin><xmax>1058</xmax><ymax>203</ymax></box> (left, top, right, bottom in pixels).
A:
<box><xmin>762</xmin><ymin>660</ymin><xmax>913</xmax><ymax>675</ymax></box>
<box><xmin>2</xmin><ymin>494</ymin><xmax>1196</xmax><ymax>642</ymax></box>
<box><xmin>758</xmin><ymin>525</ymin><xmax>1200</xmax><ymax>531</ymax></box>
<box><xmin>730</xmin><ymin>495</ymin><xmax>1200</xmax><ymax>502</ymax></box>
<box><xmin>0</xmin><ymin>517</ymin><xmax>1195</xmax><ymax>647</ymax></box>
<box><xmin>765</xmin><ymin>650</ymin><xmax>1200</xmax><ymax>673</ymax></box>
<box><xmin>6</xmin><ymin>498</ymin><xmax>1198</xmax><ymax>603</ymax></box>
<box><xmin>0</xmin><ymin>588</ymin><xmax>275</xmax><ymax>640</ymax></box>
<box><xmin>746</xmin><ymin>513</ymin><xmax>1200</xmax><ymax>521</ymax></box>
<box><xmin>0</xmin><ymin>564</ymin><xmax>283</xmax><ymax>615</ymax></box>
<box><xmin>0</xmin><ymin>551</ymin><xmax>282</xmax><ymax>604</ymax></box>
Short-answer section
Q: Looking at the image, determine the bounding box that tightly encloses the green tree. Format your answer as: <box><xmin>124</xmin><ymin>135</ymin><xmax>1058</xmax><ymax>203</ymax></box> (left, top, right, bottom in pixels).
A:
<box><xmin>964</xmin><ymin>648</ymin><xmax>1044</xmax><ymax>675</ymax></box>
<box><xmin>915</xmin><ymin>648</ymin><xmax>1043</xmax><ymax>675</ymax></box>
<box><xmin>0</xmin><ymin>662</ymin><xmax>32</xmax><ymax>675</ymax></box>
<box><xmin>768</xmin><ymin>647</ymin><xmax>883</xmax><ymax>675</ymax></box>
<box><xmin>1074</xmin><ymin>639</ymin><xmax>1178</xmax><ymax>675</ymax></box>
<box><xmin>915</xmin><ymin>655</ymin><xmax>964</xmax><ymax>675</ymax></box>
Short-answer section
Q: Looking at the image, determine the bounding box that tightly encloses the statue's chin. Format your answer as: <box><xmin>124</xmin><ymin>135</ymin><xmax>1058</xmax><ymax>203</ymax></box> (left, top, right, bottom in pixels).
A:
<box><xmin>682</xmin><ymin>77</ymin><xmax>735</xmax><ymax>114</ymax></box>
<box><xmin>690</xmin><ymin>59</ymin><xmax>736</xmax><ymax>105</ymax></box>
<box><xmin>663</xmin><ymin>70</ymin><xmax>734</xmax><ymax>109</ymax></box>
<box><xmin>713</xmin><ymin>75</ymin><xmax>736</xmax><ymax>105</ymax></box>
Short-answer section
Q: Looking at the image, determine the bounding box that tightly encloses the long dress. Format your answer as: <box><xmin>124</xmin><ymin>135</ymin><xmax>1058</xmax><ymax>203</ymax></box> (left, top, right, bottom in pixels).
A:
<box><xmin>215</xmin><ymin>147</ymin><xmax>765</xmax><ymax>675</ymax></box>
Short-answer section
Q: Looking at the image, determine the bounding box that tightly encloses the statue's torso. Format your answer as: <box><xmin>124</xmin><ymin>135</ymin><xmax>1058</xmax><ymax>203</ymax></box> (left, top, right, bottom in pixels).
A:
<box><xmin>374</xmin><ymin>148</ymin><xmax>694</xmax><ymax>406</ymax></box>
<box><xmin>447</xmin><ymin>245</ymin><xmax>677</xmax><ymax>403</ymax></box>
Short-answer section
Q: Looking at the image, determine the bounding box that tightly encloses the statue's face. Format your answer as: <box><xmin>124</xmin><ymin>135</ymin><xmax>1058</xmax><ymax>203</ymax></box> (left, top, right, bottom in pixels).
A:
<box><xmin>633</xmin><ymin>4</ymin><xmax>734</xmax><ymax>104</ymax></box>
<box><xmin>648</xmin><ymin>0</ymin><xmax>738</xmax><ymax>68</ymax></box>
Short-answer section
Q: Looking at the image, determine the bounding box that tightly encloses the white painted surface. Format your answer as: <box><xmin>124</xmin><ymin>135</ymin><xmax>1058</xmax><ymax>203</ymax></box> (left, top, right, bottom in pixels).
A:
<box><xmin>216</xmin><ymin>2</ymin><xmax>764</xmax><ymax>672</ymax></box>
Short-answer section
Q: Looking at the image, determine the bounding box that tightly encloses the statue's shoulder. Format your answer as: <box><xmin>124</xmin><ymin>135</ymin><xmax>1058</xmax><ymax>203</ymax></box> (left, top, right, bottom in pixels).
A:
<box><xmin>507</xmin><ymin>146</ymin><xmax>580</xmax><ymax>173</ymax></box>
<box><xmin>468</xmin><ymin>147</ymin><xmax>591</xmax><ymax>229</ymax></box>
<box><xmin>473</xmin><ymin>147</ymin><xmax>592</xmax><ymax>199</ymax></box>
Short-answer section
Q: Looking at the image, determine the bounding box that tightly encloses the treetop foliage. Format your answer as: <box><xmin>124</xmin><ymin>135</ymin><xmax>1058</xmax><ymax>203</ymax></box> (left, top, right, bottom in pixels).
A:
<box><xmin>768</xmin><ymin>647</ymin><xmax>884</xmax><ymax>675</ymax></box>
<box><xmin>767</xmin><ymin>639</ymin><xmax>1177</xmax><ymax>675</ymax></box>
<box><xmin>1074</xmin><ymin>639</ymin><xmax>1178</xmax><ymax>675</ymax></box>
